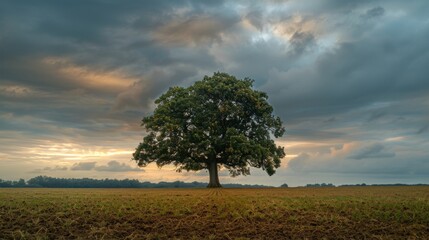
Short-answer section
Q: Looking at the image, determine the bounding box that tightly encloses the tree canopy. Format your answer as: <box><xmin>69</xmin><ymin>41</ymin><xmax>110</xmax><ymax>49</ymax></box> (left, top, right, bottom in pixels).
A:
<box><xmin>133</xmin><ymin>72</ymin><xmax>285</xmax><ymax>187</ymax></box>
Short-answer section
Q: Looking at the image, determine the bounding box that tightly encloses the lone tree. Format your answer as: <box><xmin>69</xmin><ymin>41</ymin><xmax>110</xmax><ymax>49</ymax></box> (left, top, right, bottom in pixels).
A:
<box><xmin>133</xmin><ymin>72</ymin><xmax>285</xmax><ymax>188</ymax></box>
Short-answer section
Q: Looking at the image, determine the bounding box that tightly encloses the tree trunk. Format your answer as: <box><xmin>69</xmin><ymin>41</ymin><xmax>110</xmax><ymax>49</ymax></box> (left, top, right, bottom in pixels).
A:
<box><xmin>207</xmin><ymin>159</ymin><xmax>222</xmax><ymax>188</ymax></box>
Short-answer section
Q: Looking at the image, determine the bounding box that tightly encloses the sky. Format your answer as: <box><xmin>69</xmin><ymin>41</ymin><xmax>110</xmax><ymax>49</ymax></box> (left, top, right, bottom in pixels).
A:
<box><xmin>1</xmin><ymin>0</ymin><xmax>429</xmax><ymax>187</ymax></box>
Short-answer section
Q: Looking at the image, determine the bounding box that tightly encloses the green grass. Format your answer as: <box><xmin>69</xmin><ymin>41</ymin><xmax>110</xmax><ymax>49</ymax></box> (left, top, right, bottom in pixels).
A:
<box><xmin>1</xmin><ymin>187</ymin><xmax>429</xmax><ymax>239</ymax></box>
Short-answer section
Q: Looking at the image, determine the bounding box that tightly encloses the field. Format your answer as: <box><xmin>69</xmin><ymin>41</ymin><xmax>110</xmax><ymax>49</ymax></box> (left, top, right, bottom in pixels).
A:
<box><xmin>1</xmin><ymin>187</ymin><xmax>429</xmax><ymax>239</ymax></box>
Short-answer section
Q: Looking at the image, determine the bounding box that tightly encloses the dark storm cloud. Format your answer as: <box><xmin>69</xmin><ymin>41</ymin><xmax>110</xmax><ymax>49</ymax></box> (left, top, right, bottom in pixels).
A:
<box><xmin>349</xmin><ymin>143</ymin><xmax>395</xmax><ymax>160</ymax></box>
<box><xmin>113</xmin><ymin>66</ymin><xmax>199</xmax><ymax>111</ymax></box>
<box><xmin>265</xmin><ymin>19</ymin><xmax>429</xmax><ymax>123</ymax></box>
<box><xmin>0</xmin><ymin>0</ymin><xmax>233</xmax><ymax>124</ymax></box>
<box><xmin>0</xmin><ymin>0</ymin><xmax>228</xmax><ymax>90</ymax></box>
<box><xmin>1</xmin><ymin>0</ymin><xmax>429</xmax><ymax>184</ymax></box>
<box><xmin>0</xmin><ymin>0</ymin><xmax>231</xmax><ymax>146</ymax></box>
<box><xmin>289</xmin><ymin>31</ymin><xmax>316</xmax><ymax>56</ymax></box>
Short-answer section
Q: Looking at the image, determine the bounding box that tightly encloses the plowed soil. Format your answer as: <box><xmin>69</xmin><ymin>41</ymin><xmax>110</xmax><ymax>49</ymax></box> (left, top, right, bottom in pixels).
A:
<box><xmin>1</xmin><ymin>187</ymin><xmax>429</xmax><ymax>239</ymax></box>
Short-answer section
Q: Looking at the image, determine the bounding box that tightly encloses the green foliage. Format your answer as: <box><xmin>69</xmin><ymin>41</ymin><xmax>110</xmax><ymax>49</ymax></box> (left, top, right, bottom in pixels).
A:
<box><xmin>134</xmin><ymin>72</ymin><xmax>285</xmax><ymax>177</ymax></box>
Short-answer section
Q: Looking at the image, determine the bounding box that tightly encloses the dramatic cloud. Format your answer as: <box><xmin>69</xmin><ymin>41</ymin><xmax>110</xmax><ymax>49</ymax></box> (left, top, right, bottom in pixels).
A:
<box><xmin>153</xmin><ymin>15</ymin><xmax>239</xmax><ymax>46</ymax></box>
<box><xmin>1</xmin><ymin>0</ymin><xmax>428</xmax><ymax>186</ymax></box>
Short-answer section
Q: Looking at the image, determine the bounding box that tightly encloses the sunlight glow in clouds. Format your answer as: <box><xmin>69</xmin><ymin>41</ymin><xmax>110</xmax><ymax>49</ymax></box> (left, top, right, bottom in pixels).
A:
<box><xmin>385</xmin><ymin>136</ymin><xmax>406</xmax><ymax>142</ymax></box>
<box><xmin>42</xmin><ymin>57</ymin><xmax>137</xmax><ymax>92</ymax></box>
<box><xmin>0</xmin><ymin>0</ymin><xmax>428</xmax><ymax>186</ymax></box>
<box><xmin>27</xmin><ymin>143</ymin><xmax>132</xmax><ymax>160</ymax></box>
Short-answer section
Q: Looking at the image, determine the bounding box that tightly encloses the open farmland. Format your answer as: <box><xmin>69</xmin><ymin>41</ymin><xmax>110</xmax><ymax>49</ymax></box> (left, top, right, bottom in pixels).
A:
<box><xmin>1</xmin><ymin>187</ymin><xmax>429</xmax><ymax>239</ymax></box>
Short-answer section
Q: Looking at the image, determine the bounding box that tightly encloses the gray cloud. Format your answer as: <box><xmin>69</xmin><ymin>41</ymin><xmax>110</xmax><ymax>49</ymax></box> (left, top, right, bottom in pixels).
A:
<box><xmin>70</xmin><ymin>161</ymin><xmax>142</xmax><ymax>172</ymax></box>
<box><xmin>417</xmin><ymin>125</ymin><xmax>428</xmax><ymax>135</ymax></box>
<box><xmin>94</xmin><ymin>161</ymin><xmax>143</xmax><ymax>172</ymax></box>
<box><xmin>287</xmin><ymin>141</ymin><xmax>427</xmax><ymax>176</ymax></box>
<box><xmin>367</xmin><ymin>110</ymin><xmax>387</xmax><ymax>122</ymax></box>
<box><xmin>29</xmin><ymin>166</ymin><xmax>68</xmax><ymax>173</ymax></box>
<box><xmin>45</xmin><ymin>166</ymin><xmax>68</xmax><ymax>171</ymax></box>
<box><xmin>113</xmin><ymin>67</ymin><xmax>199</xmax><ymax>111</ymax></box>
<box><xmin>286</xmin><ymin>129</ymin><xmax>346</xmax><ymax>141</ymax></box>
<box><xmin>362</xmin><ymin>6</ymin><xmax>385</xmax><ymax>19</ymax></box>
<box><xmin>153</xmin><ymin>14</ymin><xmax>239</xmax><ymax>46</ymax></box>
<box><xmin>289</xmin><ymin>31</ymin><xmax>316</xmax><ymax>56</ymax></box>
<box><xmin>349</xmin><ymin>143</ymin><xmax>395</xmax><ymax>160</ymax></box>
<box><xmin>265</xmin><ymin>23</ymin><xmax>429</xmax><ymax>124</ymax></box>
<box><xmin>71</xmin><ymin>162</ymin><xmax>96</xmax><ymax>171</ymax></box>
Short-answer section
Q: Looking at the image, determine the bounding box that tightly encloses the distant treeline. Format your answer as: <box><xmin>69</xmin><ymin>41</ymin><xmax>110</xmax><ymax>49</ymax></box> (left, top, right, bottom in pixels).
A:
<box><xmin>0</xmin><ymin>176</ymin><xmax>271</xmax><ymax>188</ymax></box>
<box><xmin>305</xmin><ymin>183</ymin><xmax>429</xmax><ymax>187</ymax></box>
<box><xmin>305</xmin><ymin>183</ymin><xmax>335</xmax><ymax>187</ymax></box>
<box><xmin>338</xmin><ymin>183</ymin><xmax>429</xmax><ymax>187</ymax></box>
<box><xmin>1</xmin><ymin>177</ymin><xmax>428</xmax><ymax>188</ymax></box>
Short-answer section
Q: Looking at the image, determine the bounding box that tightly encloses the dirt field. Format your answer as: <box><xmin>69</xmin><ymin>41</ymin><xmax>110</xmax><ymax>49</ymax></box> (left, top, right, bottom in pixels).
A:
<box><xmin>1</xmin><ymin>187</ymin><xmax>429</xmax><ymax>239</ymax></box>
